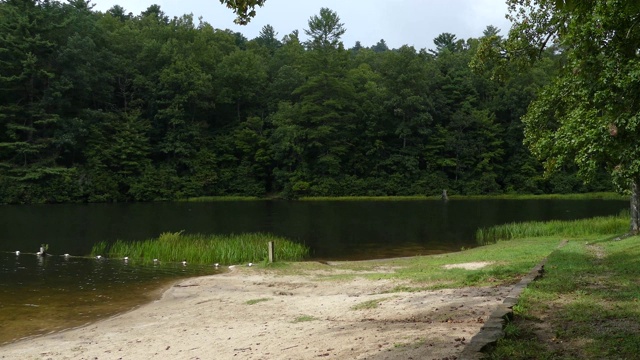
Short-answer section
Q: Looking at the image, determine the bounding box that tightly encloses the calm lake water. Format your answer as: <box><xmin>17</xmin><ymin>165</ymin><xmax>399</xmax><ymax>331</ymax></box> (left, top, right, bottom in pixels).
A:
<box><xmin>0</xmin><ymin>199</ymin><xmax>628</xmax><ymax>344</ymax></box>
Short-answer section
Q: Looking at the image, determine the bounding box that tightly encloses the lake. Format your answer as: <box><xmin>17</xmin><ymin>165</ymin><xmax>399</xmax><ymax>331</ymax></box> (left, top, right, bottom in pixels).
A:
<box><xmin>0</xmin><ymin>199</ymin><xmax>629</xmax><ymax>259</ymax></box>
<box><xmin>0</xmin><ymin>199</ymin><xmax>628</xmax><ymax>344</ymax></box>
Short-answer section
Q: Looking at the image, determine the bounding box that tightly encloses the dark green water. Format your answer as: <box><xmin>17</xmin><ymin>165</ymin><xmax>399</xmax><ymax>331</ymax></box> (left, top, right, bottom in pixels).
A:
<box><xmin>0</xmin><ymin>199</ymin><xmax>629</xmax><ymax>259</ymax></box>
<box><xmin>0</xmin><ymin>199</ymin><xmax>628</xmax><ymax>344</ymax></box>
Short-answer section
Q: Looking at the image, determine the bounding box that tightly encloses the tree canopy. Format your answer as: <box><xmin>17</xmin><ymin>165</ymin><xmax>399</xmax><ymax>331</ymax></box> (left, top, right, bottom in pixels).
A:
<box><xmin>219</xmin><ymin>0</ymin><xmax>265</xmax><ymax>24</ymax></box>
<box><xmin>474</xmin><ymin>0</ymin><xmax>640</xmax><ymax>231</ymax></box>
<box><xmin>0</xmin><ymin>2</ymin><xmax>612</xmax><ymax>204</ymax></box>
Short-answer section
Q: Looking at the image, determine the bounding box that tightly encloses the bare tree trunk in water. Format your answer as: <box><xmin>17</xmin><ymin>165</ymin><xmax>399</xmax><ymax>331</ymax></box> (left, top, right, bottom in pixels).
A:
<box><xmin>631</xmin><ymin>178</ymin><xmax>640</xmax><ymax>234</ymax></box>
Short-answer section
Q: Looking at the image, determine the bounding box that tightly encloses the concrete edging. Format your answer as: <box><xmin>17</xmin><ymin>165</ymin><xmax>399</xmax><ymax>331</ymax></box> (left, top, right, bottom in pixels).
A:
<box><xmin>458</xmin><ymin>258</ymin><xmax>548</xmax><ymax>359</ymax></box>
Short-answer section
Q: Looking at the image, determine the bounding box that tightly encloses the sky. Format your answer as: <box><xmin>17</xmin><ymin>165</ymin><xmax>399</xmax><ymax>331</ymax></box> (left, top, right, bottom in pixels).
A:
<box><xmin>90</xmin><ymin>0</ymin><xmax>513</xmax><ymax>51</ymax></box>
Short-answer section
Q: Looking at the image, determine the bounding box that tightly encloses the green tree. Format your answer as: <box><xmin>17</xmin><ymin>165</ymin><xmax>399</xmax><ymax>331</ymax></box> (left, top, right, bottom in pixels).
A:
<box><xmin>216</xmin><ymin>49</ymin><xmax>268</xmax><ymax>121</ymax></box>
<box><xmin>304</xmin><ymin>7</ymin><xmax>346</xmax><ymax>50</ymax></box>
<box><xmin>500</xmin><ymin>1</ymin><xmax>639</xmax><ymax>230</ymax></box>
<box><xmin>0</xmin><ymin>0</ymin><xmax>79</xmax><ymax>202</ymax></box>
<box><xmin>219</xmin><ymin>0</ymin><xmax>265</xmax><ymax>24</ymax></box>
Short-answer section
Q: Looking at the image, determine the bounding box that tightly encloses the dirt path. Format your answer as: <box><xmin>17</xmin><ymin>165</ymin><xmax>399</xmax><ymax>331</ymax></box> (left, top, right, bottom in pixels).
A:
<box><xmin>0</xmin><ymin>265</ymin><xmax>511</xmax><ymax>360</ymax></box>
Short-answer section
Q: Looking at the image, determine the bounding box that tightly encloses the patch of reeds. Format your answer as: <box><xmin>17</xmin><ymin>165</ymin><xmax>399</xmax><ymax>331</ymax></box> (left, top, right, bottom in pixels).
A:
<box><xmin>300</xmin><ymin>196</ymin><xmax>437</xmax><ymax>201</ymax></box>
<box><xmin>448</xmin><ymin>192</ymin><xmax>627</xmax><ymax>200</ymax></box>
<box><xmin>476</xmin><ymin>212</ymin><xmax>628</xmax><ymax>245</ymax></box>
<box><xmin>90</xmin><ymin>232</ymin><xmax>309</xmax><ymax>265</ymax></box>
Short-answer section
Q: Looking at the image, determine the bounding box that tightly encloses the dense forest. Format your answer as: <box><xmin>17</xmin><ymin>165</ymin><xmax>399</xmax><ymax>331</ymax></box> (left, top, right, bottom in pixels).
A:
<box><xmin>0</xmin><ymin>0</ymin><xmax>613</xmax><ymax>204</ymax></box>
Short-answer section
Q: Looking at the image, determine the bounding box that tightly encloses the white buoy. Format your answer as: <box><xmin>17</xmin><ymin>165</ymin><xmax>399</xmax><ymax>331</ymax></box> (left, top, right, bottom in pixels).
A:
<box><xmin>15</xmin><ymin>251</ymin><xmax>20</xmax><ymax>255</ymax></box>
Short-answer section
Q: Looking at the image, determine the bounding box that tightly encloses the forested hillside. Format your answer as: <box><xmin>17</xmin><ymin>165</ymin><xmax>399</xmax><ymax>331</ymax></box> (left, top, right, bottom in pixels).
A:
<box><xmin>0</xmin><ymin>1</ymin><xmax>612</xmax><ymax>204</ymax></box>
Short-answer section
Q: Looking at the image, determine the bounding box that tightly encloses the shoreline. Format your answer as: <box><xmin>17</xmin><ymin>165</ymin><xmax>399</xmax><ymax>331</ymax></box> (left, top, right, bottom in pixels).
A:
<box><xmin>0</xmin><ymin>263</ymin><xmax>515</xmax><ymax>359</ymax></box>
<box><xmin>0</xmin><ymin>277</ymin><xmax>182</xmax><ymax>347</ymax></box>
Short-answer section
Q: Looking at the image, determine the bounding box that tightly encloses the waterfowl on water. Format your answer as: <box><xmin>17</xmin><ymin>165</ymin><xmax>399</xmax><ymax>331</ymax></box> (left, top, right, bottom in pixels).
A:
<box><xmin>181</xmin><ymin>260</ymin><xmax>187</xmax><ymax>266</ymax></box>
<box><xmin>214</xmin><ymin>263</ymin><xmax>219</xmax><ymax>267</ymax></box>
<box><xmin>96</xmin><ymin>255</ymin><xmax>102</xmax><ymax>259</ymax></box>
<box><xmin>248</xmin><ymin>262</ymin><xmax>253</xmax><ymax>267</ymax></box>
<box><xmin>153</xmin><ymin>258</ymin><xmax>159</xmax><ymax>263</ymax></box>
<box><xmin>64</xmin><ymin>253</ymin><xmax>70</xmax><ymax>257</ymax></box>
<box><xmin>124</xmin><ymin>257</ymin><xmax>129</xmax><ymax>261</ymax></box>
<box><xmin>15</xmin><ymin>251</ymin><xmax>20</xmax><ymax>255</ymax></box>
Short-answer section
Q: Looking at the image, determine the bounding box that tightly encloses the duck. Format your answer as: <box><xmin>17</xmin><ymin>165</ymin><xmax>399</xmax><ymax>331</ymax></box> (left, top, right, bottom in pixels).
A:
<box><xmin>64</xmin><ymin>253</ymin><xmax>70</xmax><ymax>258</ymax></box>
<box><xmin>96</xmin><ymin>255</ymin><xmax>102</xmax><ymax>259</ymax></box>
<box><xmin>123</xmin><ymin>257</ymin><xmax>129</xmax><ymax>261</ymax></box>
<box><xmin>248</xmin><ymin>262</ymin><xmax>253</xmax><ymax>267</ymax></box>
<box><xmin>214</xmin><ymin>263</ymin><xmax>220</xmax><ymax>267</ymax></box>
<box><xmin>15</xmin><ymin>251</ymin><xmax>20</xmax><ymax>256</ymax></box>
<box><xmin>181</xmin><ymin>260</ymin><xmax>187</xmax><ymax>266</ymax></box>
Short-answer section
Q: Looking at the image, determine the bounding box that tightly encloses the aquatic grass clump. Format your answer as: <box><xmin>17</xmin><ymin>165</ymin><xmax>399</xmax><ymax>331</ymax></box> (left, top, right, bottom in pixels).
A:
<box><xmin>476</xmin><ymin>212</ymin><xmax>628</xmax><ymax>244</ymax></box>
<box><xmin>90</xmin><ymin>232</ymin><xmax>309</xmax><ymax>265</ymax></box>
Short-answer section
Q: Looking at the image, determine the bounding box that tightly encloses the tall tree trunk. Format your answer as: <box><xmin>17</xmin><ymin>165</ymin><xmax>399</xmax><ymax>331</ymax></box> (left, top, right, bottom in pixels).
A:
<box><xmin>631</xmin><ymin>177</ymin><xmax>640</xmax><ymax>234</ymax></box>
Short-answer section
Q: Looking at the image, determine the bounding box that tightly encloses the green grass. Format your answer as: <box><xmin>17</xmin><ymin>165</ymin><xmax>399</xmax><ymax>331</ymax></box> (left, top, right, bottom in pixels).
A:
<box><xmin>300</xmin><ymin>192</ymin><xmax>625</xmax><ymax>202</ymax></box>
<box><xmin>177</xmin><ymin>193</ymin><xmax>625</xmax><ymax>203</ymax></box>
<box><xmin>476</xmin><ymin>212</ymin><xmax>628</xmax><ymax>245</ymax></box>
<box><xmin>485</xmin><ymin>236</ymin><xmax>640</xmax><ymax>359</ymax></box>
<box><xmin>292</xmin><ymin>315</ymin><xmax>317</xmax><ymax>323</ymax></box>
<box><xmin>476</xmin><ymin>212</ymin><xmax>639</xmax><ymax>359</ymax></box>
<box><xmin>369</xmin><ymin>237</ymin><xmax>562</xmax><ymax>290</ymax></box>
<box><xmin>393</xmin><ymin>338</ymin><xmax>427</xmax><ymax>349</ymax></box>
<box><xmin>300</xmin><ymin>195</ymin><xmax>438</xmax><ymax>201</ymax></box>
<box><xmin>90</xmin><ymin>232</ymin><xmax>309</xmax><ymax>265</ymax></box>
<box><xmin>449</xmin><ymin>192</ymin><xmax>626</xmax><ymax>200</ymax></box>
<box><xmin>246</xmin><ymin>298</ymin><xmax>272</xmax><ymax>305</ymax></box>
<box><xmin>263</xmin><ymin>236</ymin><xmax>563</xmax><ymax>290</ymax></box>
<box><xmin>243</xmin><ymin>213</ymin><xmax>628</xmax><ymax>292</ymax></box>
<box><xmin>351</xmin><ymin>296</ymin><xmax>395</xmax><ymax>310</ymax></box>
<box><xmin>179</xmin><ymin>196</ymin><xmax>261</xmax><ymax>202</ymax></box>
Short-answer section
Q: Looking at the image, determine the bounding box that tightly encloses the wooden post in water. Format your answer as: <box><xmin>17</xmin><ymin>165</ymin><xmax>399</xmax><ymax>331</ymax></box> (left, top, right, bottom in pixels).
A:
<box><xmin>268</xmin><ymin>241</ymin><xmax>275</xmax><ymax>263</ymax></box>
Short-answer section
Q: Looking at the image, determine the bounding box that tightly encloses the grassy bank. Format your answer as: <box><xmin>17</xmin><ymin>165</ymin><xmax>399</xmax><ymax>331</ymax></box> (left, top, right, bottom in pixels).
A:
<box><xmin>299</xmin><ymin>195</ymin><xmax>439</xmax><ymax>201</ymax></box>
<box><xmin>449</xmin><ymin>192</ymin><xmax>626</xmax><ymax>200</ymax></box>
<box><xmin>485</xmin><ymin>236</ymin><xmax>640</xmax><ymax>359</ymax></box>
<box><xmin>90</xmin><ymin>232</ymin><xmax>309</xmax><ymax>265</ymax></box>
<box><xmin>179</xmin><ymin>192</ymin><xmax>625</xmax><ymax>202</ymax></box>
<box><xmin>179</xmin><ymin>196</ymin><xmax>261</xmax><ymax>202</ymax></box>
<box><xmin>300</xmin><ymin>193</ymin><xmax>625</xmax><ymax>201</ymax></box>
<box><xmin>476</xmin><ymin>212</ymin><xmax>628</xmax><ymax>244</ymax></box>
<box><xmin>257</xmin><ymin>236</ymin><xmax>563</xmax><ymax>290</ymax></box>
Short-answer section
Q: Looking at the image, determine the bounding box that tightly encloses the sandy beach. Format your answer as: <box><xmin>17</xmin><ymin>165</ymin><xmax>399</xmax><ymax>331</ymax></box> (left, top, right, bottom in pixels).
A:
<box><xmin>0</xmin><ymin>263</ymin><xmax>510</xmax><ymax>359</ymax></box>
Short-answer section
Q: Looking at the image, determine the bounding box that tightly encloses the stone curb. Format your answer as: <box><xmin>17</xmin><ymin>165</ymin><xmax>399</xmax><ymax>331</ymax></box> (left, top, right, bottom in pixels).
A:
<box><xmin>457</xmin><ymin>259</ymin><xmax>547</xmax><ymax>359</ymax></box>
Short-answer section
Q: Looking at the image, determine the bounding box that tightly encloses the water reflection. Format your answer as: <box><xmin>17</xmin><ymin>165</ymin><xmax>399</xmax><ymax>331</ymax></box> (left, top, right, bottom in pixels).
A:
<box><xmin>0</xmin><ymin>252</ymin><xmax>217</xmax><ymax>345</ymax></box>
<box><xmin>0</xmin><ymin>199</ymin><xmax>629</xmax><ymax>260</ymax></box>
